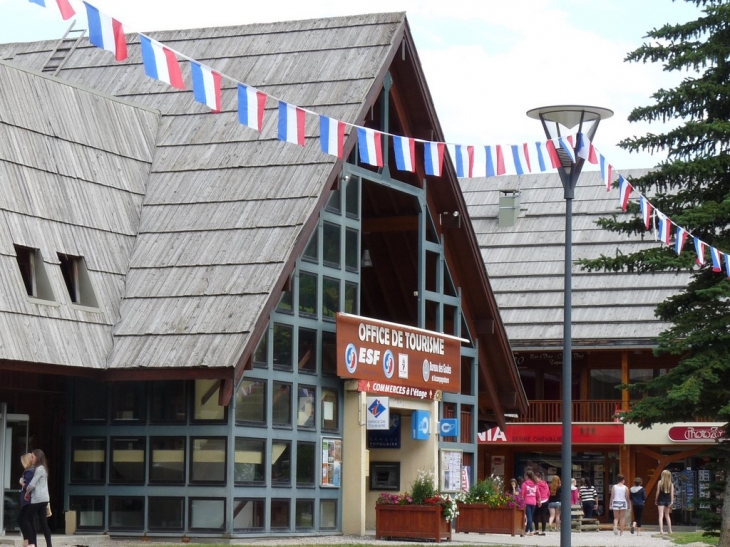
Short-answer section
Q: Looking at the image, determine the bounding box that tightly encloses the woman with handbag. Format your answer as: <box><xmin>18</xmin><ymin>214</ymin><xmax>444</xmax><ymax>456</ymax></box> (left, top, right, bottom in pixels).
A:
<box><xmin>20</xmin><ymin>449</ymin><xmax>52</xmax><ymax>547</ymax></box>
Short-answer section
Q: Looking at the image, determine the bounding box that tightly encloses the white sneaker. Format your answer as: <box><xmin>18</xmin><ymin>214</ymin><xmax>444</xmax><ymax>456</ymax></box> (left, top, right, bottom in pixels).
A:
<box><xmin>613</xmin><ymin>524</ymin><xmax>618</xmax><ymax>535</ymax></box>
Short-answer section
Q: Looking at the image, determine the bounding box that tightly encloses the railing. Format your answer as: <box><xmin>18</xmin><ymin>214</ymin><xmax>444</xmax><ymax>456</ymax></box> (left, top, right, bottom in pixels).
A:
<box><xmin>518</xmin><ymin>400</ymin><xmax>621</xmax><ymax>423</ymax></box>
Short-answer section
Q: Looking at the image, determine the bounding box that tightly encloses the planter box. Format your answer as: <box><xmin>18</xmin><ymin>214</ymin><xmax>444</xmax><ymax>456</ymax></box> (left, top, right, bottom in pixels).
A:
<box><xmin>375</xmin><ymin>504</ymin><xmax>452</xmax><ymax>543</ymax></box>
<box><xmin>455</xmin><ymin>504</ymin><xmax>525</xmax><ymax>536</ymax></box>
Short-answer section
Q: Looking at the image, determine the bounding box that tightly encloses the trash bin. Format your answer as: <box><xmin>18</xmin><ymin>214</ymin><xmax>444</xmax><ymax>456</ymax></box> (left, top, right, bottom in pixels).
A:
<box><xmin>65</xmin><ymin>510</ymin><xmax>77</xmax><ymax>535</ymax></box>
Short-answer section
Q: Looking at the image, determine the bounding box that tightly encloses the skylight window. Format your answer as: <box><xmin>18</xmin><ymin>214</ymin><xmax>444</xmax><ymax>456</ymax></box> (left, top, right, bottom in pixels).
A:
<box><xmin>58</xmin><ymin>253</ymin><xmax>99</xmax><ymax>308</ymax></box>
<box><xmin>14</xmin><ymin>244</ymin><xmax>55</xmax><ymax>302</ymax></box>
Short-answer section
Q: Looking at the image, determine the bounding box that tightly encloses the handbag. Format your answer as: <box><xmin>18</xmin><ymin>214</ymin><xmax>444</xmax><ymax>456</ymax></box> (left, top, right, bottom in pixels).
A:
<box><xmin>46</xmin><ymin>504</ymin><xmax>52</xmax><ymax>517</ymax></box>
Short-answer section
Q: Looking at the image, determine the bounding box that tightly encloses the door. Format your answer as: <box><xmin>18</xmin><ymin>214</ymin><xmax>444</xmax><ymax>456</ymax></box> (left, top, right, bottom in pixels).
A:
<box><xmin>1</xmin><ymin>404</ymin><xmax>30</xmax><ymax>534</ymax></box>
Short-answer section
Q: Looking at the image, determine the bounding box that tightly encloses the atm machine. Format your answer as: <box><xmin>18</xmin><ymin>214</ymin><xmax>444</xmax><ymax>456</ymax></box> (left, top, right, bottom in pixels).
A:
<box><xmin>1</xmin><ymin>404</ymin><xmax>30</xmax><ymax>536</ymax></box>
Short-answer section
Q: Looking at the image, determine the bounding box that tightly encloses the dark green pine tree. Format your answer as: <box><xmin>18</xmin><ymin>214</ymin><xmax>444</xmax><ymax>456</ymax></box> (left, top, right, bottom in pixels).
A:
<box><xmin>579</xmin><ymin>1</ymin><xmax>730</xmax><ymax>542</ymax></box>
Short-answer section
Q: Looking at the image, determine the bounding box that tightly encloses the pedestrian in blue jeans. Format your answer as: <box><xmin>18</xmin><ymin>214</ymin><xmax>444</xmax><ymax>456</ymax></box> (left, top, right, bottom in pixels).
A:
<box><xmin>521</xmin><ymin>470</ymin><xmax>539</xmax><ymax>536</ymax></box>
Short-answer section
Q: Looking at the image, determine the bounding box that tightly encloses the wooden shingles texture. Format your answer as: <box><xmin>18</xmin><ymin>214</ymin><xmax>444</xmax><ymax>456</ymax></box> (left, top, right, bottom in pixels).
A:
<box><xmin>0</xmin><ymin>61</ymin><xmax>159</xmax><ymax>368</ymax></box>
<box><xmin>0</xmin><ymin>13</ymin><xmax>404</xmax><ymax>370</ymax></box>
<box><xmin>461</xmin><ymin>170</ymin><xmax>691</xmax><ymax>348</ymax></box>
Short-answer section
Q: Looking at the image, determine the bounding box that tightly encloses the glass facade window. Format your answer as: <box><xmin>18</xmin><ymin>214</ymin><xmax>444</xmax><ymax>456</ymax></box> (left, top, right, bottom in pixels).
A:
<box><xmin>253</xmin><ymin>331</ymin><xmax>268</xmax><ymax>367</ymax></box>
<box><xmin>150</xmin><ymin>380</ymin><xmax>186</xmax><ymax>423</ymax></box>
<box><xmin>298</xmin><ymin>327</ymin><xmax>317</xmax><ymax>373</ymax></box>
<box><xmin>345</xmin><ymin>176</ymin><xmax>359</xmax><ymax>217</ymax></box>
<box><xmin>233</xmin><ymin>498</ymin><xmax>265</xmax><ymax>531</ymax></box>
<box><xmin>320</xmin><ymin>499</ymin><xmax>337</xmax><ymax>529</ymax></box>
<box><xmin>345</xmin><ymin>228</ymin><xmax>358</xmax><ymax>271</ymax></box>
<box><xmin>322</xmin><ymin>277</ymin><xmax>339</xmax><ymax>320</ymax></box>
<box><xmin>110</xmin><ymin>381</ymin><xmax>146</xmax><ymax>423</ymax></box>
<box><xmin>325</xmin><ymin>188</ymin><xmax>341</xmax><ymax>214</ymax></box>
<box><xmin>234</xmin><ymin>438</ymin><xmax>265</xmax><ymax>484</ymax></box>
<box><xmin>297</xmin><ymin>386</ymin><xmax>316</xmax><ymax>429</ymax></box>
<box><xmin>193</xmin><ymin>379</ymin><xmax>226</xmax><ymax>422</ymax></box>
<box><xmin>190</xmin><ymin>437</ymin><xmax>226</xmax><ymax>483</ymax></box>
<box><xmin>321</xmin><ymin>389</ymin><xmax>339</xmax><ymax>431</ymax></box>
<box><xmin>149</xmin><ymin>437</ymin><xmax>186</xmax><ymax>484</ymax></box>
<box><xmin>298</xmin><ymin>273</ymin><xmax>317</xmax><ymax>317</ymax></box>
<box><xmin>590</xmin><ymin>369</ymin><xmax>622</xmax><ymax>400</ymax></box>
<box><xmin>273</xmin><ymin>323</ymin><xmax>293</xmax><ymax>369</ymax></box>
<box><xmin>270</xmin><ymin>499</ymin><xmax>290</xmax><ymax>530</ymax></box>
<box><xmin>148</xmin><ymin>497</ymin><xmax>184</xmax><ymax>531</ymax></box>
<box><xmin>302</xmin><ymin>229</ymin><xmax>318</xmax><ymax>262</ymax></box>
<box><xmin>271</xmin><ymin>440</ymin><xmax>291</xmax><ymax>486</ymax></box>
<box><xmin>322</xmin><ymin>222</ymin><xmax>341</xmax><ymax>267</ymax></box>
<box><xmin>109</xmin><ymin>497</ymin><xmax>144</xmax><ymax>530</ymax></box>
<box><xmin>272</xmin><ymin>382</ymin><xmax>292</xmax><ymax>427</ymax></box>
<box><xmin>189</xmin><ymin>498</ymin><xmax>225</xmax><ymax>531</ymax></box>
<box><xmin>276</xmin><ymin>289</ymin><xmax>293</xmax><ymax>313</ymax></box>
<box><xmin>69</xmin><ymin>496</ymin><xmax>104</xmax><ymax>530</ymax></box>
<box><xmin>235</xmin><ymin>379</ymin><xmax>266</xmax><ymax>424</ymax></box>
<box><xmin>295</xmin><ymin>499</ymin><xmax>314</xmax><ymax>530</ymax></box>
<box><xmin>296</xmin><ymin>441</ymin><xmax>316</xmax><ymax>486</ymax></box>
<box><xmin>321</xmin><ymin>331</ymin><xmax>337</xmax><ymax>375</ymax></box>
<box><xmin>73</xmin><ymin>378</ymin><xmax>107</xmax><ymax>423</ymax></box>
<box><xmin>110</xmin><ymin>437</ymin><xmax>145</xmax><ymax>484</ymax></box>
<box><xmin>344</xmin><ymin>282</ymin><xmax>357</xmax><ymax>314</ymax></box>
<box><xmin>71</xmin><ymin>437</ymin><xmax>106</xmax><ymax>483</ymax></box>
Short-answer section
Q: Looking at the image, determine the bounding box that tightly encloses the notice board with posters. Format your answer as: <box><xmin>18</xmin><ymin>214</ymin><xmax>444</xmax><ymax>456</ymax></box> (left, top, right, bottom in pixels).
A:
<box><xmin>336</xmin><ymin>313</ymin><xmax>462</xmax><ymax>394</ymax></box>
<box><xmin>321</xmin><ymin>437</ymin><xmax>342</xmax><ymax>488</ymax></box>
<box><xmin>440</xmin><ymin>449</ymin><xmax>463</xmax><ymax>492</ymax></box>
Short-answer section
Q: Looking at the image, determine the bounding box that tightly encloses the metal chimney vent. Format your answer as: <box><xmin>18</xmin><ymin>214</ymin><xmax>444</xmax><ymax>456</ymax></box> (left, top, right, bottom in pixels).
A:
<box><xmin>498</xmin><ymin>190</ymin><xmax>520</xmax><ymax>227</ymax></box>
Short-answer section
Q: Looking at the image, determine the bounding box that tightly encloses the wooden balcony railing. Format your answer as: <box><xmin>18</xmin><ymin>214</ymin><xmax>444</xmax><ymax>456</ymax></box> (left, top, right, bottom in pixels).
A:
<box><xmin>518</xmin><ymin>400</ymin><xmax>621</xmax><ymax>423</ymax></box>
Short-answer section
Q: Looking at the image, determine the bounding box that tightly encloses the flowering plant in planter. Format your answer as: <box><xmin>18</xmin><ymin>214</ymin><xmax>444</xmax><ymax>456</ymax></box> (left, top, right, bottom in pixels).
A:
<box><xmin>456</xmin><ymin>474</ymin><xmax>525</xmax><ymax>509</ymax></box>
<box><xmin>375</xmin><ymin>469</ymin><xmax>459</xmax><ymax>522</ymax></box>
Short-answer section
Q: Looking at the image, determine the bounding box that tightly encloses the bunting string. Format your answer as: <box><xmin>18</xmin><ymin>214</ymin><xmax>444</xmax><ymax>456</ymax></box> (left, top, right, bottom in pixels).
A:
<box><xmin>26</xmin><ymin>0</ymin><xmax>730</xmax><ymax>279</ymax></box>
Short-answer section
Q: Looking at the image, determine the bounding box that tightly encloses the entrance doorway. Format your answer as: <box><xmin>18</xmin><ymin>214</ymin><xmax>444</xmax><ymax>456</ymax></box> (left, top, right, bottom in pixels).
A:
<box><xmin>1</xmin><ymin>404</ymin><xmax>29</xmax><ymax>534</ymax></box>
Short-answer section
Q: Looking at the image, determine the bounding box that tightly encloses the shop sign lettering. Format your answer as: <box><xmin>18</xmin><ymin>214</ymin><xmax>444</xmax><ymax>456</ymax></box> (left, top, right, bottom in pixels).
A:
<box><xmin>668</xmin><ymin>426</ymin><xmax>726</xmax><ymax>443</ymax></box>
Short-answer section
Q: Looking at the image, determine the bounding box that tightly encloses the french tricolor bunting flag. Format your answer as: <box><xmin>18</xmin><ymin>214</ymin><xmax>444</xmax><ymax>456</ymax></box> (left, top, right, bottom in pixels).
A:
<box><xmin>639</xmin><ymin>196</ymin><xmax>652</xmax><ymax>230</ymax></box>
<box><xmin>710</xmin><ymin>247</ymin><xmax>722</xmax><ymax>272</ymax></box>
<box><xmin>558</xmin><ymin>136</ymin><xmax>576</xmax><ymax>163</ymax></box>
<box><xmin>455</xmin><ymin>145</ymin><xmax>474</xmax><ymax>178</ymax></box>
<box><xmin>675</xmin><ymin>226</ymin><xmax>688</xmax><ymax>255</ymax></box>
<box><xmin>237</xmin><ymin>84</ymin><xmax>266</xmax><ymax>132</ymax></box>
<box><xmin>545</xmin><ymin>140</ymin><xmax>561</xmax><ymax>169</ymax></box>
<box><xmin>190</xmin><ymin>62</ymin><xmax>222</xmax><ymax>112</ymax></box>
<box><xmin>576</xmin><ymin>132</ymin><xmax>598</xmax><ymax>164</ymax></box>
<box><xmin>319</xmin><ymin>116</ymin><xmax>346</xmax><ymax>158</ymax></box>
<box><xmin>534</xmin><ymin>142</ymin><xmax>549</xmax><ymax>172</ymax></box>
<box><xmin>725</xmin><ymin>253</ymin><xmax>730</xmax><ymax>278</ymax></box>
<box><xmin>84</xmin><ymin>3</ymin><xmax>127</xmax><ymax>61</ymax></box>
<box><xmin>278</xmin><ymin>101</ymin><xmax>306</xmax><ymax>146</ymax></box>
<box><xmin>424</xmin><ymin>142</ymin><xmax>445</xmax><ymax>176</ymax></box>
<box><xmin>393</xmin><ymin>136</ymin><xmax>416</xmax><ymax>172</ymax></box>
<box><xmin>357</xmin><ymin>127</ymin><xmax>383</xmax><ymax>167</ymax></box>
<box><xmin>510</xmin><ymin>144</ymin><xmax>531</xmax><ymax>175</ymax></box>
<box><xmin>694</xmin><ymin>237</ymin><xmax>706</xmax><ymax>266</ymax></box>
<box><xmin>485</xmin><ymin>145</ymin><xmax>505</xmax><ymax>177</ymax></box>
<box><xmin>29</xmin><ymin>0</ymin><xmax>75</xmax><ymax>20</ymax></box>
<box><xmin>600</xmin><ymin>154</ymin><xmax>613</xmax><ymax>192</ymax></box>
<box><xmin>139</xmin><ymin>35</ymin><xmax>185</xmax><ymax>90</ymax></box>
<box><xmin>656</xmin><ymin>212</ymin><xmax>671</xmax><ymax>245</ymax></box>
<box><xmin>618</xmin><ymin>175</ymin><xmax>632</xmax><ymax>211</ymax></box>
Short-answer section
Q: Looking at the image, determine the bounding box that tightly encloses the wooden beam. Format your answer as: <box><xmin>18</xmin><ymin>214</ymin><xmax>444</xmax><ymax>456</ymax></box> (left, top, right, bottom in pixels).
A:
<box><xmin>362</xmin><ymin>215</ymin><xmax>418</xmax><ymax>233</ymax></box>
<box><xmin>636</xmin><ymin>445</ymin><xmax>706</xmax><ymax>495</ymax></box>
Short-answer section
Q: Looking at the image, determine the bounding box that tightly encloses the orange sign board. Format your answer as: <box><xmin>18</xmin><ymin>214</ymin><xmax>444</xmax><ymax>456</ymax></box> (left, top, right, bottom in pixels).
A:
<box><xmin>336</xmin><ymin>313</ymin><xmax>461</xmax><ymax>393</ymax></box>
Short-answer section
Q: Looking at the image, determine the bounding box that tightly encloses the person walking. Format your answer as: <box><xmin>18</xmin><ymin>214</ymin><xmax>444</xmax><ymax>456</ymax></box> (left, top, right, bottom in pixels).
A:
<box><xmin>629</xmin><ymin>477</ymin><xmax>646</xmax><ymax>535</ymax></box>
<box><xmin>570</xmin><ymin>478</ymin><xmax>579</xmax><ymax>506</ymax></box>
<box><xmin>535</xmin><ymin>471</ymin><xmax>550</xmax><ymax>535</ymax></box>
<box><xmin>17</xmin><ymin>453</ymin><xmax>35</xmax><ymax>547</ymax></box>
<box><xmin>610</xmin><ymin>474</ymin><xmax>630</xmax><ymax>535</ymax></box>
<box><xmin>579</xmin><ymin>477</ymin><xmax>598</xmax><ymax>519</ymax></box>
<box><xmin>521</xmin><ymin>470</ymin><xmax>539</xmax><ymax>536</ymax></box>
<box><xmin>655</xmin><ymin>469</ymin><xmax>674</xmax><ymax>535</ymax></box>
<box><xmin>547</xmin><ymin>476</ymin><xmax>561</xmax><ymax>531</ymax></box>
<box><xmin>20</xmin><ymin>449</ymin><xmax>52</xmax><ymax>547</ymax></box>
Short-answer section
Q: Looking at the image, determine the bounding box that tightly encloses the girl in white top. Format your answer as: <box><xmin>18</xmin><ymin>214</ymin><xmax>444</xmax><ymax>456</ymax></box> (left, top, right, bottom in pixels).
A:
<box><xmin>610</xmin><ymin>474</ymin><xmax>630</xmax><ymax>536</ymax></box>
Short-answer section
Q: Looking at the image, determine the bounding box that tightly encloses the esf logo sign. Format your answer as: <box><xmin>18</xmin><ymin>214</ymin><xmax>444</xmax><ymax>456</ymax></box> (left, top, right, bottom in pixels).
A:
<box><xmin>343</xmin><ymin>344</ymin><xmax>385</xmax><ymax>373</ymax></box>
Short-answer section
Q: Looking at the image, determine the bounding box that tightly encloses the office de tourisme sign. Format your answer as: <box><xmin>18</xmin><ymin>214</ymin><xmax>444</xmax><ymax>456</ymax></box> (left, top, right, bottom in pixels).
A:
<box><xmin>336</xmin><ymin>313</ymin><xmax>462</xmax><ymax>393</ymax></box>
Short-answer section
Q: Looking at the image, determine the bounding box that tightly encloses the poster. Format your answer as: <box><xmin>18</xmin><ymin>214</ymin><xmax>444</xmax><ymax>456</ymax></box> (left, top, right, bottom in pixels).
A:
<box><xmin>440</xmin><ymin>449</ymin><xmax>463</xmax><ymax>492</ymax></box>
<box><xmin>321</xmin><ymin>437</ymin><xmax>342</xmax><ymax>488</ymax></box>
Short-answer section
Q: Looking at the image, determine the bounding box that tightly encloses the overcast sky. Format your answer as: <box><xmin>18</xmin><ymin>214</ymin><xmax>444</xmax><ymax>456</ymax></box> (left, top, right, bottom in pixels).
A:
<box><xmin>0</xmin><ymin>0</ymin><xmax>703</xmax><ymax>171</ymax></box>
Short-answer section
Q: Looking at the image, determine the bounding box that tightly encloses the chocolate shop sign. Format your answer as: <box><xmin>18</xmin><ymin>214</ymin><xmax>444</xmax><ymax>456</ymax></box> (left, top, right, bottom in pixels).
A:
<box><xmin>336</xmin><ymin>313</ymin><xmax>462</xmax><ymax>393</ymax></box>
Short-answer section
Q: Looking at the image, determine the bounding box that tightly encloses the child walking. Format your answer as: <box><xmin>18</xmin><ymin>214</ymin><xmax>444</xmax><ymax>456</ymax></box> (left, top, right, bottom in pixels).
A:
<box><xmin>629</xmin><ymin>477</ymin><xmax>646</xmax><ymax>535</ymax></box>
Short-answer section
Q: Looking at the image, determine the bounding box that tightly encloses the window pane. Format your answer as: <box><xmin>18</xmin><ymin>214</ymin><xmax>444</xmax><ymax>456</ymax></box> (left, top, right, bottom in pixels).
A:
<box><xmin>191</xmin><ymin>437</ymin><xmax>226</xmax><ymax>483</ymax></box>
<box><xmin>345</xmin><ymin>176</ymin><xmax>359</xmax><ymax>217</ymax></box>
<box><xmin>110</xmin><ymin>382</ymin><xmax>146</xmax><ymax>423</ymax></box>
<box><xmin>325</xmin><ymin>188</ymin><xmax>341</xmax><ymax>213</ymax></box>
<box><xmin>589</xmin><ymin>369</ymin><xmax>622</xmax><ymax>400</ymax></box>
<box><xmin>296</xmin><ymin>442</ymin><xmax>315</xmax><ymax>486</ymax></box>
<box><xmin>193</xmin><ymin>379</ymin><xmax>226</xmax><ymax>421</ymax></box>
<box><xmin>322</xmin><ymin>277</ymin><xmax>339</xmax><ymax>319</ymax></box>
<box><xmin>73</xmin><ymin>378</ymin><xmax>107</xmax><ymax>423</ymax></box>
<box><xmin>298</xmin><ymin>327</ymin><xmax>317</xmax><ymax>373</ymax></box>
<box><xmin>190</xmin><ymin>498</ymin><xmax>225</xmax><ymax>530</ymax></box>
<box><xmin>150</xmin><ymin>381</ymin><xmax>186</xmax><ymax>423</ymax></box>
<box><xmin>321</xmin><ymin>331</ymin><xmax>337</xmax><ymax>375</ymax></box>
<box><xmin>272</xmin><ymin>382</ymin><xmax>292</xmax><ymax>426</ymax></box>
<box><xmin>345</xmin><ymin>228</ymin><xmax>358</xmax><ymax>271</ymax></box>
<box><xmin>148</xmin><ymin>497</ymin><xmax>184</xmax><ymax>530</ymax></box>
<box><xmin>109</xmin><ymin>497</ymin><xmax>144</xmax><ymax>530</ymax></box>
<box><xmin>253</xmin><ymin>331</ymin><xmax>268</xmax><ymax>367</ymax></box>
<box><xmin>296</xmin><ymin>499</ymin><xmax>314</xmax><ymax>530</ymax></box>
<box><xmin>302</xmin><ymin>229</ymin><xmax>318</xmax><ymax>262</ymax></box>
<box><xmin>69</xmin><ymin>496</ymin><xmax>104</xmax><ymax>530</ymax></box>
<box><xmin>233</xmin><ymin>499</ymin><xmax>264</xmax><ymax>531</ymax></box>
<box><xmin>297</xmin><ymin>386</ymin><xmax>316</xmax><ymax>429</ymax></box>
<box><xmin>110</xmin><ymin>437</ymin><xmax>145</xmax><ymax>483</ymax></box>
<box><xmin>276</xmin><ymin>290</ymin><xmax>293</xmax><ymax>313</ymax></box>
<box><xmin>273</xmin><ymin>324</ymin><xmax>293</xmax><ymax>369</ymax></box>
<box><xmin>344</xmin><ymin>282</ymin><xmax>357</xmax><ymax>314</ymax></box>
<box><xmin>235</xmin><ymin>379</ymin><xmax>266</xmax><ymax>425</ymax></box>
<box><xmin>234</xmin><ymin>438</ymin><xmax>265</xmax><ymax>484</ymax></box>
<box><xmin>320</xmin><ymin>500</ymin><xmax>337</xmax><ymax>529</ymax></box>
<box><xmin>323</xmin><ymin>222</ymin><xmax>341</xmax><ymax>267</ymax></box>
<box><xmin>71</xmin><ymin>438</ymin><xmax>105</xmax><ymax>483</ymax></box>
<box><xmin>150</xmin><ymin>437</ymin><xmax>185</xmax><ymax>484</ymax></box>
<box><xmin>271</xmin><ymin>441</ymin><xmax>291</xmax><ymax>486</ymax></box>
<box><xmin>271</xmin><ymin>499</ymin><xmax>290</xmax><ymax>530</ymax></box>
<box><xmin>298</xmin><ymin>273</ymin><xmax>317</xmax><ymax>317</ymax></box>
<box><xmin>321</xmin><ymin>389</ymin><xmax>339</xmax><ymax>431</ymax></box>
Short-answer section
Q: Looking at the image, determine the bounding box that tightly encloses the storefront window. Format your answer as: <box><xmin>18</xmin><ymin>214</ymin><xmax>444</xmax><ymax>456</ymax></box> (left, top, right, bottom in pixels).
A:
<box><xmin>189</xmin><ymin>498</ymin><xmax>225</xmax><ymax>530</ymax></box>
<box><xmin>148</xmin><ymin>497</ymin><xmax>184</xmax><ymax>530</ymax></box>
<box><xmin>109</xmin><ymin>497</ymin><xmax>144</xmax><ymax>530</ymax></box>
<box><xmin>273</xmin><ymin>323</ymin><xmax>293</xmax><ymax>369</ymax></box>
<box><xmin>271</xmin><ymin>440</ymin><xmax>291</xmax><ymax>486</ymax></box>
<box><xmin>193</xmin><ymin>379</ymin><xmax>226</xmax><ymax>421</ymax></box>
<box><xmin>296</xmin><ymin>442</ymin><xmax>316</xmax><ymax>486</ymax></box>
<box><xmin>272</xmin><ymin>382</ymin><xmax>292</xmax><ymax>426</ymax></box>
<box><xmin>321</xmin><ymin>389</ymin><xmax>338</xmax><ymax>431</ymax></box>
<box><xmin>295</xmin><ymin>499</ymin><xmax>314</xmax><ymax>529</ymax></box>
<box><xmin>297</xmin><ymin>385</ymin><xmax>316</xmax><ymax>429</ymax></box>
<box><xmin>298</xmin><ymin>327</ymin><xmax>317</xmax><ymax>373</ymax></box>
<box><xmin>69</xmin><ymin>496</ymin><xmax>104</xmax><ymax>530</ymax></box>
<box><xmin>235</xmin><ymin>379</ymin><xmax>266</xmax><ymax>425</ymax></box>
<box><xmin>150</xmin><ymin>380</ymin><xmax>186</xmax><ymax>423</ymax></box>
<box><xmin>110</xmin><ymin>437</ymin><xmax>145</xmax><ymax>483</ymax></box>
<box><xmin>150</xmin><ymin>437</ymin><xmax>185</xmax><ymax>484</ymax></box>
<box><xmin>73</xmin><ymin>378</ymin><xmax>107</xmax><ymax>423</ymax></box>
<box><xmin>190</xmin><ymin>437</ymin><xmax>226</xmax><ymax>483</ymax></box>
<box><xmin>271</xmin><ymin>499</ymin><xmax>290</xmax><ymax>530</ymax></box>
<box><xmin>71</xmin><ymin>438</ymin><xmax>105</xmax><ymax>483</ymax></box>
<box><xmin>590</xmin><ymin>369</ymin><xmax>622</xmax><ymax>400</ymax></box>
<box><xmin>234</xmin><ymin>438</ymin><xmax>265</xmax><ymax>484</ymax></box>
<box><xmin>298</xmin><ymin>273</ymin><xmax>317</xmax><ymax>317</ymax></box>
<box><xmin>322</xmin><ymin>277</ymin><xmax>339</xmax><ymax>319</ymax></box>
<box><xmin>233</xmin><ymin>498</ymin><xmax>264</xmax><ymax>531</ymax></box>
<box><xmin>320</xmin><ymin>499</ymin><xmax>337</xmax><ymax>529</ymax></box>
<box><xmin>110</xmin><ymin>381</ymin><xmax>146</xmax><ymax>423</ymax></box>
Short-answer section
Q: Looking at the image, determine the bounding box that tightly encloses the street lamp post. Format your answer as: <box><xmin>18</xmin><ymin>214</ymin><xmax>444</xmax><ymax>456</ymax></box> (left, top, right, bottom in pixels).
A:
<box><xmin>526</xmin><ymin>105</ymin><xmax>613</xmax><ymax>547</ymax></box>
